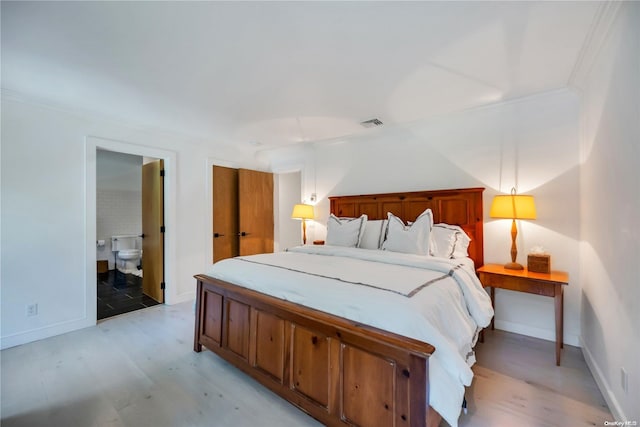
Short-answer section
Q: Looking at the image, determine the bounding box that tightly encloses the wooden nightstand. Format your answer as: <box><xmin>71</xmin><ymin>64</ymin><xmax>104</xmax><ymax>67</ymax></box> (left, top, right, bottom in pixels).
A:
<box><xmin>477</xmin><ymin>264</ymin><xmax>569</xmax><ymax>366</ymax></box>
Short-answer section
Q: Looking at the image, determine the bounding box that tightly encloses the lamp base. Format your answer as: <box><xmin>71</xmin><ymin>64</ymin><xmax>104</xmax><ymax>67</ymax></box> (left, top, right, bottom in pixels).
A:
<box><xmin>504</xmin><ymin>262</ymin><xmax>524</xmax><ymax>270</ymax></box>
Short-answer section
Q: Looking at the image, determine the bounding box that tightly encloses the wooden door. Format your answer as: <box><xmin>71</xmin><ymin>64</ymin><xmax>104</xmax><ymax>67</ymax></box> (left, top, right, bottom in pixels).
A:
<box><xmin>238</xmin><ymin>169</ymin><xmax>274</xmax><ymax>256</ymax></box>
<box><xmin>142</xmin><ymin>159</ymin><xmax>164</xmax><ymax>303</ymax></box>
<box><xmin>212</xmin><ymin>166</ymin><xmax>239</xmax><ymax>263</ymax></box>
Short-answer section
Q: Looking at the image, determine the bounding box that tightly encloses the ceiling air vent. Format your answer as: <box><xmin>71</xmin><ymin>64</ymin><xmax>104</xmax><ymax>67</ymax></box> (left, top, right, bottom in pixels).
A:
<box><xmin>360</xmin><ymin>118</ymin><xmax>384</xmax><ymax>128</ymax></box>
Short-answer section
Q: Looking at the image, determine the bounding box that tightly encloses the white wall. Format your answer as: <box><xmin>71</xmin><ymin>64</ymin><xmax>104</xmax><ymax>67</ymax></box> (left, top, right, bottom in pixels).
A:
<box><xmin>97</xmin><ymin>149</ymin><xmax>143</xmax><ymax>191</ymax></box>
<box><xmin>263</xmin><ymin>89</ymin><xmax>582</xmax><ymax>346</ymax></box>
<box><xmin>0</xmin><ymin>95</ymin><xmax>263</xmax><ymax>349</ymax></box>
<box><xmin>575</xmin><ymin>3</ymin><xmax>639</xmax><ymax>422</ymax></box>
<box><xmin>96</xmin><ymin>150</ymin><xmax>143</xmax><ymax>269</ymax></box>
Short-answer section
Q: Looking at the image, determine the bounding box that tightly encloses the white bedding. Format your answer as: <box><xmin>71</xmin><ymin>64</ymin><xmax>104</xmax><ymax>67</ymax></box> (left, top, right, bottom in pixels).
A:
<box><xmin>204</xmin><ymin>245</ymin><xmax>493</xmax><ymax>427</ymax></box>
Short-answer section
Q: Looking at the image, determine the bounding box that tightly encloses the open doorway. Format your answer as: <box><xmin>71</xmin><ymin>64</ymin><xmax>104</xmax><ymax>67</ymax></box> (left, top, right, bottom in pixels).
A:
<box><xmin>96</xmin><ymin>150</ymin><xmax>164</xmax><ymax>319</ymax></box>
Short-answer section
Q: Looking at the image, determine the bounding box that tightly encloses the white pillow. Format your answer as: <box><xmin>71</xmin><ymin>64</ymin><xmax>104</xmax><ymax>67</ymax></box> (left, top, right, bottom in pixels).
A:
<box><xmin>358</xmin><ymin>219</ymin><xmax>388</xmax><ymax>250</ymax></box>
<box><xmin>382</xmin><ymin>209</ymin><xmax>433</xmax><ymax>255</ymax></box>
<box><xmin>326</xmin><ymin>214</ymin><xmax>367</xmax><ymax>247</ymax></box>
<box><xmin>430</xmin><ymin>223</ymin><xmax>471</xmax><ymax>258</ymax></box>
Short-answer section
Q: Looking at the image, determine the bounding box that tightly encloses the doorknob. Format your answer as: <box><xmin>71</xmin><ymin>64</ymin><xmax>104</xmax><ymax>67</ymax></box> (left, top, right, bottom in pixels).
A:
<box><xmin>213</xmin><ymin>233</ymin><xmax>225</xmax><ymax>238</ymax></box>
<box><xmin>238</xmin><ymin>232</ymin><xmax>249</xmax><ymax>237</ymax></box>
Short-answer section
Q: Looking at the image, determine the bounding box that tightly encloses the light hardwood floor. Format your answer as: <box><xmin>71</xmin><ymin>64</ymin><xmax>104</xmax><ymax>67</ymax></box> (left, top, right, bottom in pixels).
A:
<box><xmin>1</xmin><ymin>302</ymin><xmax>611</xmax><ymax>427</ymax></box>
<box><xmin>460</xmin><ymin>330</ymin><xmax>611</xmax><ymax>426</ymax></box>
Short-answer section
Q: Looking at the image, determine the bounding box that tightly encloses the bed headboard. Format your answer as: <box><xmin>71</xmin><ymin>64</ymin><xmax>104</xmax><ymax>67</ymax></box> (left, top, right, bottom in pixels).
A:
<box><xmin>329</xmin><ymin>187</ymin><xmax>485</xmax><ymax>269</ymax></box>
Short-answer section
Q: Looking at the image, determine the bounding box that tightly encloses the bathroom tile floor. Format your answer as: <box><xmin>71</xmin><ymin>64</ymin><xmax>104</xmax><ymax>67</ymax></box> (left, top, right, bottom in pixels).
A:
<box><xmin>97</xmin><ymin>270</ymin><xmax>160</xmax><ymax>320</ymax></box>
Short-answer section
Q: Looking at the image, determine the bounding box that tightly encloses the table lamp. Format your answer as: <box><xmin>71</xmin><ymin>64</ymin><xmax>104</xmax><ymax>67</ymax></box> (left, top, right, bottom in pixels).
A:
<box><xmin>490</xmin><ymin>188</ymin><xmax>537</xmax><ymax>270</ymax></box>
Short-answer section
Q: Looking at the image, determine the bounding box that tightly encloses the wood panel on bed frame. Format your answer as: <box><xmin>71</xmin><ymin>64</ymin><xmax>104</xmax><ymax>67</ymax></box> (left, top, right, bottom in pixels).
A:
<box><xmin>195</xmin><ymin>187</ymin><xmax>484</xmax><ymax>427</ymax></box>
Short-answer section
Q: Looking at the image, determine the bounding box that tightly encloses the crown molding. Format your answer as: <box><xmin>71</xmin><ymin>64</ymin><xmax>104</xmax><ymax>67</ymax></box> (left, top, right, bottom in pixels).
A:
<box><xmin>1</xmin><ymin>88</ymin><xmax>240</xmax><ymax>151</ymax></box>
<box><xmin>1</xmin><ymin>88</ymin><xmax>184</xmax><ymax>138</ymax></box>
<box><xmin>568</xmin><ymin>1</ymin><xmax>623</xmax><ymax>91</ymax></box>
<box><xmin>258</xmin><ymin>87</ymin><xmax>579</xmax><ymax>158</ymax></box>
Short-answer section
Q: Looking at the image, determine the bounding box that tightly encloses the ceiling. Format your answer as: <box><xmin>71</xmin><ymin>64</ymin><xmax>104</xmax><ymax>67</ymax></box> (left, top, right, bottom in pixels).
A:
<box><xmin>1</xmin><ymin>1</ymin><xmax>600</xmax><ymax>150</ymax></box>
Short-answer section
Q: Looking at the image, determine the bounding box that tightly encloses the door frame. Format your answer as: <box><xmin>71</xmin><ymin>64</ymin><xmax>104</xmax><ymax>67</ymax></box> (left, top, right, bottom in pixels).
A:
<box><xmin>85</xmin><ymin>136</ymin><xmax>177</xmax><ymax>324</ymax></box>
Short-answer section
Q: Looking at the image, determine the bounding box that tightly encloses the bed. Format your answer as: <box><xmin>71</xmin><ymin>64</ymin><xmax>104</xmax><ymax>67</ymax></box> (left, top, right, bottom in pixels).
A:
<box><xmin>194</xmin><ymin>187</ymin><xmax>491</xmax><ymax>427</ymax></box>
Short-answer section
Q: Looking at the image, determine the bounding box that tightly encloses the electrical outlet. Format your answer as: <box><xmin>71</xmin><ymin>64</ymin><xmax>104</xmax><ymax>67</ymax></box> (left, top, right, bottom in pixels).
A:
<box><xmin>621</xmin><ymin>367</ymin><xmax>628</xmax><ymax>394</ymax></box>
<box><xmin>26</xmin><ymin>303</ymin><xmax>38</xmax><ymax>317</ymax></box>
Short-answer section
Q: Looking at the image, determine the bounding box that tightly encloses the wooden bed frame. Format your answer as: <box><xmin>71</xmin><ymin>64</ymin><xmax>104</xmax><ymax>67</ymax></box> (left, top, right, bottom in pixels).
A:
<box><xmin>329</xmin><ymin>187</ymin><xmax>485</xmax><ymax>270</ymax></box>
<box><xmin>194</xmin><ymin>187</ymin><xmax>484</xmax><ymax>427</ymax></box>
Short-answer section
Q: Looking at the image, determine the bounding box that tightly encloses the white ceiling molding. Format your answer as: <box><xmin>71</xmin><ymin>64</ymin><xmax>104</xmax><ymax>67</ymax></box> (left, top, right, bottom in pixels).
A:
<box><xmin>568</xmin><ymin>1</ymin><xmax>623</xmax><ymax>91</ymax></box>
<box><xmin>256</xmin><ymin>87</ymin><xmax>579</xmax><ymax>159</ymax></box>
<box><xmin>0</xmin><ymin>87</ymin><xmax>244</xmax><ymax>154</ymax></box>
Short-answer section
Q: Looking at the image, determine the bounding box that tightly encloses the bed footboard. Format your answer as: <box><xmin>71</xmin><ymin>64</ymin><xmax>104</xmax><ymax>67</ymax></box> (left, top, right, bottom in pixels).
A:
<box><xmin>194</xmin><ymin>275</ymin><xmax>441</xmax><ymax>427</ymax></box>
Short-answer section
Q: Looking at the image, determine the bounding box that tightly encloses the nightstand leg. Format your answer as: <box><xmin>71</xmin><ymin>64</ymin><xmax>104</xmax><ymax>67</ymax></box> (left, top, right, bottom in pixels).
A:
<box><xmin>560</xmin><ymin>285</ymin><xmax>564</xmax><ymax>349</ymax></box>
<box><xmin>490</xmin><ymin>287</ymin><xmax>495</xmax><ymax>330</ymax></box>
<box><xmin>554</xmin><ymin>284</ymin><xmax>563</xmax><ymax>366</ymax></box>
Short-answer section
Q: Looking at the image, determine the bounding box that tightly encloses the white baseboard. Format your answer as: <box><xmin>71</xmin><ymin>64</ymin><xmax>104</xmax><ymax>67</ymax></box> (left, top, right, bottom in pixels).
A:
<box><xmin>580</xmin><ymin>336</ymin><xmax>626</xmax><ymax>422</ymax></box>
<box><xmin>1</xmin><ymin>316</ymin><xmax>95</xmax><ymax>350</ymax></box>
<box><xmin>494</xmin><ymin>319</ymin><xmax>580</xmax><ymax>347</ymax></box>
<box><xmin>2</xmin><ymin>292</ymin><xmax>195</xmax><ymax>350</ymax></box>
<box><xmin>169</xmin><ymin>291</ymin><xmax>195</xmax><ymax>305</ymax></box>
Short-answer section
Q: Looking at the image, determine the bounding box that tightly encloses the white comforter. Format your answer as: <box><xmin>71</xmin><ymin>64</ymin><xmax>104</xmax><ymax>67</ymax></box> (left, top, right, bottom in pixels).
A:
<box><xmin>204</xmin><ymin>245</ymin><xmax>493</xmax><ymax>427</ymax></box>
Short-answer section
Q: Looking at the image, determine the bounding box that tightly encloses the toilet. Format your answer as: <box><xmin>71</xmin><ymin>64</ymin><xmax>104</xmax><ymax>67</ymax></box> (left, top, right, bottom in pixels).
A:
<box><xmin>111</xmin><ymin>235</ymin><xmax>142</xmax><ymax>274</ymax></box>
